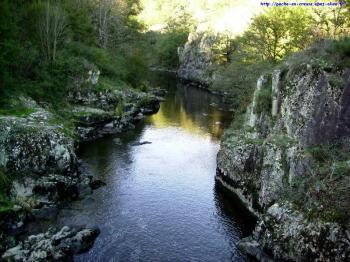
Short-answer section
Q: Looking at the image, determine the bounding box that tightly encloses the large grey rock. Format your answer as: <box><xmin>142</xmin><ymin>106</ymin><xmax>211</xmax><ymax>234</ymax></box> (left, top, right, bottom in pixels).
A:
<box><xmin>68</xmin><ymin>89</ymin><xmax>161</xmax><ymax>142</ymax></box>
<box><xmin>0</xmin><ymin>114</ymin><xmax>76</xmax><ymax>175</ymax></box>
<box><xmin>2</xmin><ymin>226</ymin><xmax>100</xmax><ymax>262</ymax></box>
<box><xmin>178</xmin><ymin>31</ymin><xmax>217</xmax><ymax>86</ymax></box>
<box><xmin>254</xmin><ymin>203</ymin><xmax>350</xmax><ymax>261</ymax></box>
<box><xmin>216</xmin><ymin>61</ymin><xmax>350</xmax><ymax>260</ymax></box>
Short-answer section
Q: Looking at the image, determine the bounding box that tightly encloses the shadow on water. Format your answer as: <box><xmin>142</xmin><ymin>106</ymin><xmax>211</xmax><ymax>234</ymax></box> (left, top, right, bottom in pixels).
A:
<box><xmin>29</xmin><ymin>72</ymin><xmax>256</xmax><ymax>261</ymax></box>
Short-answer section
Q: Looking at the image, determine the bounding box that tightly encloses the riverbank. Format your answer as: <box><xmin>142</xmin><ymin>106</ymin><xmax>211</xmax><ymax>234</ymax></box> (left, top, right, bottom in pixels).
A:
<box><xmin>0</xmin><ymin>79</ymin><xmax>164</xmax><ymax>260</ymax></box>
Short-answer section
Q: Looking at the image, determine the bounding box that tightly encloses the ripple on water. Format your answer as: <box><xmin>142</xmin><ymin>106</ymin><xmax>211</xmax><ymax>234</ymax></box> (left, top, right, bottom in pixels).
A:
<box><xmin>54</xmin><ymin>73</ymin><xmax>255</xmax><ymax>262</ymax></box>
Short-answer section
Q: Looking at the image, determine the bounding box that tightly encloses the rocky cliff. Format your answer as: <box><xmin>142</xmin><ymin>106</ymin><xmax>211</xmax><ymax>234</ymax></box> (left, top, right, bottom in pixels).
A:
<box><xmin>216</xmin><ymin>46</ymin><xmax>350</xmax><ymax>260</ymax></box>
<box><xmin>178</xmin><ymin>31</ymin><xmax>216</xmax><ymax>86</ymax></box>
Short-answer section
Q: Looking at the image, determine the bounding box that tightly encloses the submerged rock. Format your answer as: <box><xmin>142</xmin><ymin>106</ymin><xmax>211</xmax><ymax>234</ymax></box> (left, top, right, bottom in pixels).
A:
<box><xmin>2</xmin><ymin>226</ymin><xmax>100</xmax><ymax>262</ymax></box>
<box><xmin>131</xmin><ymin>141</ymin><xmax>152</xmax><ymax>146</ymax></box>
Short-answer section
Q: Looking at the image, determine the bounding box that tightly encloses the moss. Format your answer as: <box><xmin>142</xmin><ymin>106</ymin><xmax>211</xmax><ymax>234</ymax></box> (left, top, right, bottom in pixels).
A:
<box><xmin>0</xmin><ymin>98</ymin><xmax>37</xmax><ymax>117</ymax></box>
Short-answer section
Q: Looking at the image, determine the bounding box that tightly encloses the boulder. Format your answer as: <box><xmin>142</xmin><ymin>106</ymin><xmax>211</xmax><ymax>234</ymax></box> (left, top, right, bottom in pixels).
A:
<box><xmin>2</xmin><ymin>226</ymin><xmax>100</xmax><ymax>262</ymax></box>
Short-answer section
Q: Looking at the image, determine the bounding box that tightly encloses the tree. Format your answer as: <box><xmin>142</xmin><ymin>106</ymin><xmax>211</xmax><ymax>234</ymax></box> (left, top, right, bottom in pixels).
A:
<box><xmin>97</xmin><ymin>0</ymin><xmax>113</xmax><ymax>48</ymax></box>
<box><xmin>212</xmin><ymin>31</ymin><xmax>237</xmax><ymax>64</ymax></box>
<box><xmin>0</xmin><ymin>0</ymin><xmax>20</xmax><ymax>96</ymax></box>
<box><xmin>243</xmin><ymin>7</ymin><xmax>313</xmax><ymax>63</ymax></box>
<box><xmin>311</xmin><ymin>3</ymin><xmax>350</xmax><ymax>39</ymax></box>
<box><xmin>38</xmin><ymin>0</ymin><xmax>68</xmax><ymax>62</ymax></box>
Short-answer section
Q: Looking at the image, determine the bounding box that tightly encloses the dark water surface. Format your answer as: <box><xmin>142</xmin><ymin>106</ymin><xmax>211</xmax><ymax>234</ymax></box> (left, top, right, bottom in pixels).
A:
<box><xmin>58</xmin><ymin>73</ymin><xmax>255</xmax><ymax>261</ymax></box>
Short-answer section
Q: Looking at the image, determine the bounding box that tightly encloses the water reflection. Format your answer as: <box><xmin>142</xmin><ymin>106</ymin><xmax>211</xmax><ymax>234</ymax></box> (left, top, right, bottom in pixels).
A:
<box><xmin>53</xmin><ymin>72</ymin><xmax>254</xmax><ymax>261</ymax></box>
<box><xmin>148</xmin><ymin>78</ymin><xmax>233</xmax><ymax>138</ymax></box>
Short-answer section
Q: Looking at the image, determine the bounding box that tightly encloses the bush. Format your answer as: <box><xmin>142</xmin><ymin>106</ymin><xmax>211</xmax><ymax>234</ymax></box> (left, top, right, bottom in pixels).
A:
<box><xmin>285</xmin><ymin>145</ymin><xmax>350</xmax><ymax>224</ymax></box>
<box><xmin>254</xmin><ymin>87</ymin><xmax>272</xmax><ymax>114</ymax></box>
<box><xmin>333</xmin><ymin>37</ymin><xmax>350</xmax><ymax>56</ymax></box>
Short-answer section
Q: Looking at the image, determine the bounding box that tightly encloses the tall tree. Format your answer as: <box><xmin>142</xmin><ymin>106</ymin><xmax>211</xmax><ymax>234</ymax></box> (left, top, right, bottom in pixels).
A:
<box><xmin>243</xmin><ymin>7</ymin><xmax>313</xmax><ymax>63</ymax></box>
<box><xmin>38</xmin><ymin>0</ymin><xmax>68</xmax><ymax>62</ymax></box>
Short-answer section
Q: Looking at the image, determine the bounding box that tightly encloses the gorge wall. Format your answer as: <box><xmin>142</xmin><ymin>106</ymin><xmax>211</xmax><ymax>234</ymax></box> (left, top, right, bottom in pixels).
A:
<box><xmin>216</xmin><ymin>47</ymin><xmax>350</xmax><ymax>260</ymax></box>
<box><xmin>178</xmin><ymin>30</ymin><xmax>216</xmax><ymax>86</ymax></box>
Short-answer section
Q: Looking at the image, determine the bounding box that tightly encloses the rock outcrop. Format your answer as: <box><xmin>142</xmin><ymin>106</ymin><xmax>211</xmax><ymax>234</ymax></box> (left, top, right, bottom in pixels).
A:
<box><xmin>178</xmin><ymin>31</ymin><xmax>216</xmax><ymax>86</ymax></box>
<box><xmin>216</xmin><ymin>55</ymin><xmax>350</xmax><ymax>260</ymax></box>
<box><xmin>68</xmin><ymin>88</ymin><xmax>161</xmax><ymax>142</ymax></box>
<box><xmin>0</xmin><ymin>114</ymin><xmax>76</xmax><ymax>175</ymax></box>
<box><xmin>2</xmin><ymin>226</ymin><xmax>100</xmax><ymax>262</ymax></box>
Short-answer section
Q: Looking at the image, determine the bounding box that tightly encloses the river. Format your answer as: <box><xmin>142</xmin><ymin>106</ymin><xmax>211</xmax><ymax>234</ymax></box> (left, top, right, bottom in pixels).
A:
<box><xmin>55</xmin><ymin>73</ymin><xmax>255</xmax><ymax>261</ymax></box>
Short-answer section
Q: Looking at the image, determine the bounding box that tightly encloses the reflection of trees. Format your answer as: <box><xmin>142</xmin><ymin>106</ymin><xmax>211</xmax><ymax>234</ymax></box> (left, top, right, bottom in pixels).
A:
<box><xmin>176</xmin><ymin>82</ymin><xmax>234</xmax><ymax>138</ymax></box>
<box><xmin>147</xmin><ymin>72</ymin><xmax>234</xmax><ymax>138</ymax></box>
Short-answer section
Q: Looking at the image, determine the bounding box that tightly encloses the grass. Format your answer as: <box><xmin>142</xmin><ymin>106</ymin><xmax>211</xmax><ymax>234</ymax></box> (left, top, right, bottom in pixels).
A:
<box><xmin>0</xmin><ymin>108</ymin><xmax>36</xmax><ymax>118</ymax></box>
<box><xmin>286</xmin><ymin>37</ymin><xmax>350</xmax><ymax>73</ymax></box>
<box><xmin>328</xmin><ymin>73</ymin><xmax>345</xmax><ymax>90</ymax></box>
<box><xmin>285</xmin><ymin>144</ymin><xmax>350</xmax><ymax>224</ymax></box>
<box><xmin>0</xmin><ymin>99</ymin><xmax>37</xmax><ymax>117</ymax></box>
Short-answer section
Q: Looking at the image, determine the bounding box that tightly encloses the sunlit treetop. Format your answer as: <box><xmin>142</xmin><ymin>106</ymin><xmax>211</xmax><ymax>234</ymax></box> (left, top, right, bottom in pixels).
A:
<box><xmin>138</xmin><ymin>0</ymin><xmax>261</xmax><ymax>35</ymax></box>
<box><xmin>138</xmin><ymin>0</ymin><xmax>349</xmax><ymax>37</ymax></box>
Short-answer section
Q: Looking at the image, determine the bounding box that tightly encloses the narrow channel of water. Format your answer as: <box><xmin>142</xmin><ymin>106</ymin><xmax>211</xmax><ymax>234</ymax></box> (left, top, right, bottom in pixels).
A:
<box><xmin>57</xmin><ymin>73</ymin><xmax>255</xmax><ymax>261</ymax></box>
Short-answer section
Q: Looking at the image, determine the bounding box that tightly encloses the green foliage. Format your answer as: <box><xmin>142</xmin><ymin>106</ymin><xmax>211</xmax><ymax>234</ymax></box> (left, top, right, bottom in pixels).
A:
<box><xmin>243</xmin><ymin>7</ymin><xmax>313</xmax><ymax>63</ymax></box>
<box><xmin>0</xmin><ymin>99</ymin><xmax>36</xmax><ymax>117</ymax></box>
<box><xmin>0</xmin><ymin>0</ymin><xmax>20</xmax><ymax>98</ymax></box>
<box><xmin>254</xmin><ymin>87</ymin><xmax>272</xmax><ymax>115</ymax></box>
<box><xmin>115</xmin><ymin>100</ymin><xmax>124</xmax><ymax>117</ymax></box>
<box><xmin>305</xmin><ymin>146</ymin><xmax>331</xmax><ymax>163</ymax></box>
<box><xmin>329</xmin><ymin>73</ymin><xmax>345</xmax><ymax>89</ymax></box>
<box><xmin>211</xmin><ymin>49</ymin><xmax>274</xmax><ymax>108</ymax></box>
<box><xmin>0</xmin><ymin>0</ymin><xmax>151</xmax><ymax>114</ymax></box>
<box><xmin>333</xmin><ymin>37</ymin><xmax>350</xmax><ymax>55</ymax></box>
<box><xmin>62</xmin><ymin>0</ymin><xmax>96</xmax><ymax>45</ymax></box>
<box><xmin>285</xmin><ymin>145</ymin><xmax>350</xmax><ymax>224</ymax></box>
<box><xmin>286</xmin><ymin>38</ymin><xmax>350</xmax><ymax>73</ymax></box>
<box><xmin>0</xmin><ymin>168</ymin><xmax>12</xmax><ymax>213</ymax></box>
<box><xmin>152</xmin><ymin>30</ymin><xmax>188</xmax><ymax>68</ymax></box>
<box><xmin>229</xmin><ymin>107</ymin><xmax>247</xmax><ymax>130</ymax></box>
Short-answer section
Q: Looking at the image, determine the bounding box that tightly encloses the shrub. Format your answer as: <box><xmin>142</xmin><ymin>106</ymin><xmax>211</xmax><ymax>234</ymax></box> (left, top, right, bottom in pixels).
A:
<box><xmin>333</xmin><ymin>37</ymin><xmax>350</xmax><ymax>56</ymax></box>
<box><xmin>285</xmin><ymin>145</ymin><xmax>350</xmax><ymax>224</ymax></box>
<box><xmin>254</xmin><ymin>87</ymin><xmax>272</xmax><ymax>114</ymax></box>
<box><xmin>328</xmin><ymin>74</ymin><xmax>345</xmax><ymax>89</ymax></box>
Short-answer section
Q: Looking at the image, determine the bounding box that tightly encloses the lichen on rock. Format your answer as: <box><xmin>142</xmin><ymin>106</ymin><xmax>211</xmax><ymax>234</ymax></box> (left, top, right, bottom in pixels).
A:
<box><xmin>216</xmin><ymin>54</ymin><xmax>350</xmax><ymax>260</ymax></box>
<box><xmin>2</xmin><ymin>226</ymin><xmax>100</xmax><ymax>262</ymax></box>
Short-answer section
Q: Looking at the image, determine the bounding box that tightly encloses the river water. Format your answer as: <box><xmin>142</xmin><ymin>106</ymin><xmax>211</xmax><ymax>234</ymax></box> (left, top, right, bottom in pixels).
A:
<box><xmin>56</xmin><ymin>73</ymin><xmax>255</xmax><ymax>261</ymax></box>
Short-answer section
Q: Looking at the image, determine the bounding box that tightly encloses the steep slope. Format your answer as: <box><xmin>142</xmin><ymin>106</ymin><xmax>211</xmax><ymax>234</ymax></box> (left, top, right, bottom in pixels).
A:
<box><xmin>216</xmin><ymin>42</ymin><xmax>350</xmax><ymax>261</ymax></box>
